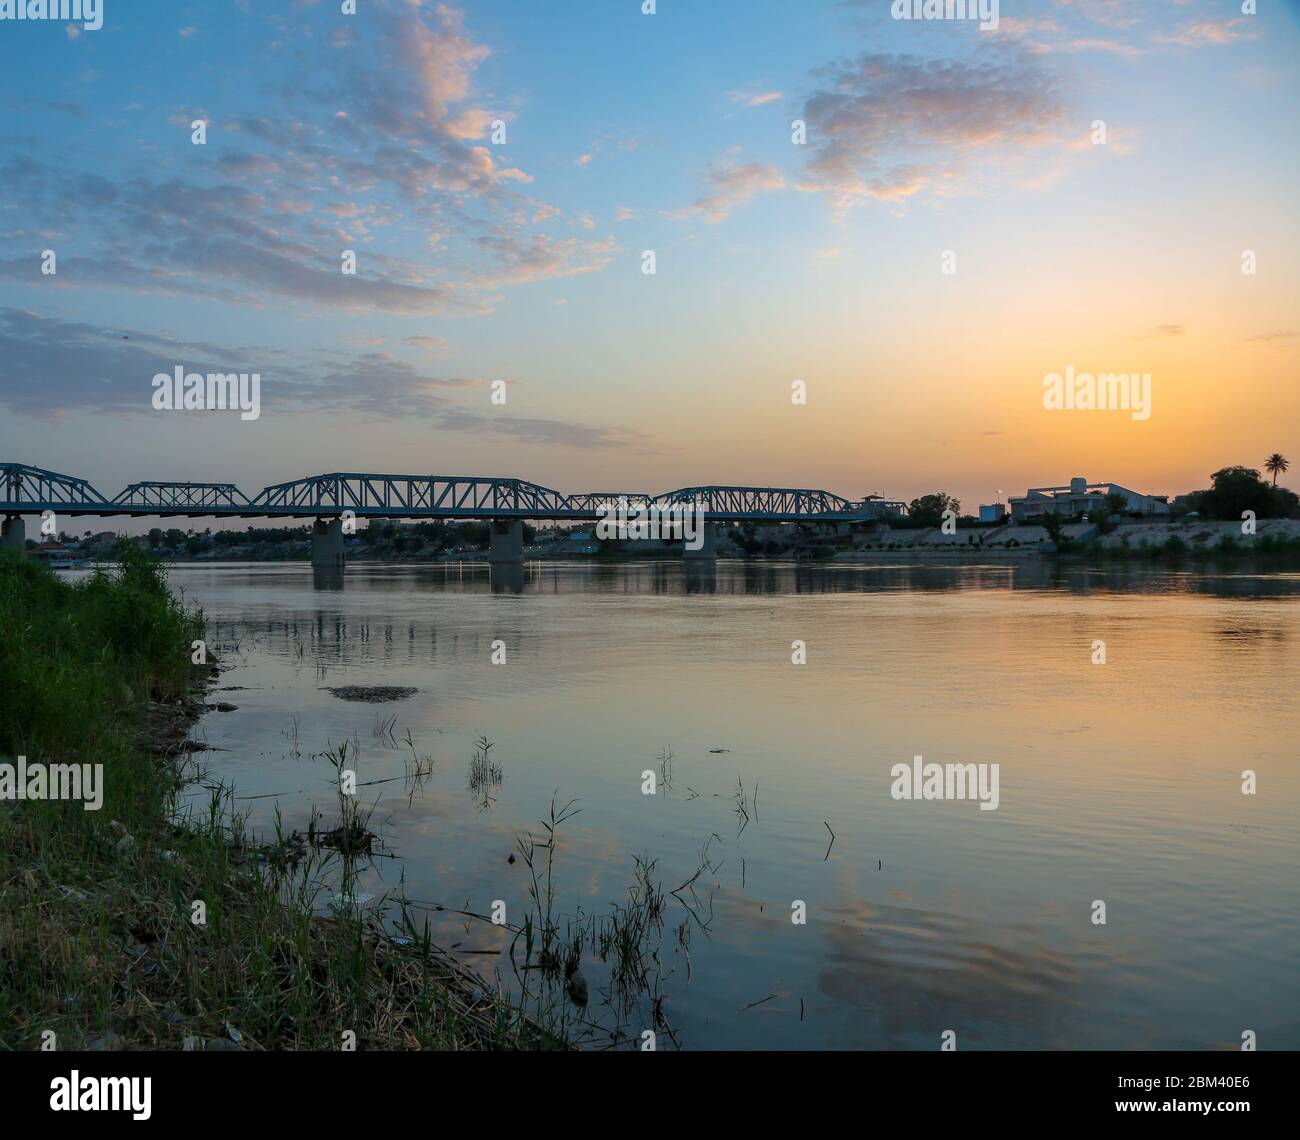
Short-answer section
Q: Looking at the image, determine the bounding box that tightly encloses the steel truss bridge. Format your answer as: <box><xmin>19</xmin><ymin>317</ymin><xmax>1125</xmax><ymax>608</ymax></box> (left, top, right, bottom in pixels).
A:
<box><xmin>0</xmin><ymin>464</ymin><xmax>906</xmax><ymax>524</ymax></box>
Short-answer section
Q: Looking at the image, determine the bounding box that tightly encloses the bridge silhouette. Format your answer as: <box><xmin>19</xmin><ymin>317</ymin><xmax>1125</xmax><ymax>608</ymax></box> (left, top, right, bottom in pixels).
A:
<box><xmin>1</xmin><ymin>462</ymin><xmax>906</xmax><ymax>567</ymax></box>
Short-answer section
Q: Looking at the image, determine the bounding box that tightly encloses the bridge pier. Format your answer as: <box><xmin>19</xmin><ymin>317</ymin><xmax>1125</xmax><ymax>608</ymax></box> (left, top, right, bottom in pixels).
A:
<box><xmin>311</xmin><ymin>517</ymin><xmax>345</xmax><ymax>572</ymax></box>
<box><xmin>488</xmin><ymin>520</ymin><xmax>524</xmax><ymax>565</ymax></box>
<box><xmin>683</xmin><ymin>522</ymin><xmax>719</xmax><ymax>561</ymax></box>
<box><xmin>1</xmin><ymin>514</ymin><xmax>26</xmax><ymax>553</ymax></box>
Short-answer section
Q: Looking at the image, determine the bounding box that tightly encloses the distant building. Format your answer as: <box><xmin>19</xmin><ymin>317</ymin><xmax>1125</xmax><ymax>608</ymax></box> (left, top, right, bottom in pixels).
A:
<box><xmin>1008</xmin><ymin>477</ymin><xmax>1169</xmax><ymax>523</ymax></box>
<box><xmin>28</xmin><ymin>541</ymin><xmax>86</xmax><ymax>568</ymax></box>
<box><xmin>565</xmin><ymin>530</ymin><xmax>598</xmax><ymax>554</ymax></box>
<box><xmin>858</xmin><ymin>494</ymin><xmax>906</xmax><ymax>519</ymax></box>
<box><xmin>28</xmin><ymin>541</ymin><xmax>72</xmax><ymax>561</ymax></box>
<box><xmin>979</xmin><ymin>504</ymin><xmax>1006</xmax><ymax>523</ymax></box>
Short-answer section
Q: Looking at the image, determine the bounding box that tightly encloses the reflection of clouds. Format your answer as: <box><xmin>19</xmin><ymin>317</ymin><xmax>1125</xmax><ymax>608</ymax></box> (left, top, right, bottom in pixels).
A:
<box><xmin>813</xmin><ymin>897</ymin><xmax>1082</xmax><ymax>1048</ymax></box>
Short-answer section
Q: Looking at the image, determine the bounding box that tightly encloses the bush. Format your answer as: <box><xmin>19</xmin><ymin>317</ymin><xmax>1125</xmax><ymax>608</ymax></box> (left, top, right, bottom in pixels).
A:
<box><xmin>0</xmin><ymin>544</ymin><xmax>202</xmax><ymax>759</ymax></box>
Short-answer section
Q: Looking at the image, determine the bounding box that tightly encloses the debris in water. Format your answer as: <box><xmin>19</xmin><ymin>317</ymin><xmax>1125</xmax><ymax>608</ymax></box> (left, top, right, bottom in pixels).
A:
<box><xmin>566</xmin><ymin>970</ymin><xmax>589</xmax><ymax>1007</ymax></box>
<box><xmin>323</xmin><ymin>686</ymin><xmax>418</xmax><ymax>703</ymax></box>
<box><xmin>328</xmin><ymin>892</ymin><xmax>376</xmax><ymax>911</ymax></box>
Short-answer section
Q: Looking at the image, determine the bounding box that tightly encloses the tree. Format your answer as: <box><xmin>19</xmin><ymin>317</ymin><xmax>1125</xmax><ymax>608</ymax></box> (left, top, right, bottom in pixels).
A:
<box><xmin>1103</xmin><ymin>491</ymin><xmax>1129</xmax><ymax>518</ymax></box>
<box><xmin>730</xmin><ymin>525</ymin><xmax>761</xmax><ymax>556</ymax></box>
<box><xmin>907</xmin><ymin>493</ymin><xmax>960</xmax><ymax>527</ymax></box>
<box><xmin>1264</xmin><ymin>453</ymin><xmax>1289</xmax><ymax>486</ymax></box>
<box><xmin>1200</xmin><ymin>467</ymin><xmax>1272</xmax><ymax>520</ymax></box>
<box><xmin>1042</xmin><ymin>510</ymin><xmax>1066</xmax><ymax>545</ymax></box>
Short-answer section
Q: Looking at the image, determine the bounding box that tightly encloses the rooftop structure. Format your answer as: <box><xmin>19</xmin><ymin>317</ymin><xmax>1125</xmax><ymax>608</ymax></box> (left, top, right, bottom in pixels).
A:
<box><xmin>1008</xmin><ymin>477</ymin><xmax>1169</xmax><ymax>523</ymax></box>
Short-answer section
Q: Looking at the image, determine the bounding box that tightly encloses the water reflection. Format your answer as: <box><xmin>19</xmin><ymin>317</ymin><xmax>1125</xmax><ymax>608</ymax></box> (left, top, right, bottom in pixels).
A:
<box><xmin>311</xmin><ymin>567</ymin><xmax>345</xmax><ymax>591</ymax></box>
<box><xmin>490</xmin><ymin>563</ymin><xmax>525</xmax><ymax>595</ymax></box>
<box><xmin>156</xmin><ymin>559</ymin><xmax>1300</xmax><ymax>1050</ymax></box>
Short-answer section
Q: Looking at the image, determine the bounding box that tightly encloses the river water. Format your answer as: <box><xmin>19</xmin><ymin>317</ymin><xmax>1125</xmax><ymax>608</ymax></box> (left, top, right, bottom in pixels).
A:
<box><xmin>145</xmin><ymin>559</ymin><xmax>1299</xmax><ymax>1050</ymax></box>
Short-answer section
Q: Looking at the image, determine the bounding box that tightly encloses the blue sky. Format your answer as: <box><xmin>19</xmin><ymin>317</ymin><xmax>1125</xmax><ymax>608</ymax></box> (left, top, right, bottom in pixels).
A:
<box><xmin>1</xmin><ymin>0</ymin><xmax>1297</xmax><ymax>515</ymax></box>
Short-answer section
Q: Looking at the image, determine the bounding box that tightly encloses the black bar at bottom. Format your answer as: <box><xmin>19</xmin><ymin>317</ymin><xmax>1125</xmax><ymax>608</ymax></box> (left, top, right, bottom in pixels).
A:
<box><xmin>0</xmin><ymin>1049</ymin><xmax>1284</xmax><ymax>1126</ymax></box>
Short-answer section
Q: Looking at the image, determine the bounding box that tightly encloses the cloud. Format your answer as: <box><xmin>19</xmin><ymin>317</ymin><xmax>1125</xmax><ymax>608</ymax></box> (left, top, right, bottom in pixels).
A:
<box><xmin>433</xmin><ymin>408</ymin><xmax>655</xmax><ymax>451</ymax></box>
<box><xmin>1154</xmin><ymin>18</ymin><xmax>1257</xmax><ymax>48</ymax></box>
<box><xmin>401</xmin><ymin>3</ymin><xmax>492</xmax><ymax>123</ymax></box>
<box><xmin>680</xmin><ymin>157</ymin><xmax>785</xmax><ymax>223</ymax></box>
<box><xmin>0</xmin><ymin>307</ymin><xmax>474</xmax><ymax>422</ymax></box>
<box><xmin>0</xmin><ymin>4</ymin><xmax>614</xmax><ymax>316</ymax></box>
<box><xmin>795</xmin><ymin>51</ymin><xmax>1068</xmax><ymax>212</ymax></box>
<box><xmin>729</xmin><ymin>90</ymin><xmax>783</xmax><ymax>107</ymax></box>
<box><xmin>1245</xmin><ymin>331</ymin><xmax>1296</xmax><ymax>347</ymax></box>
<box><xmin>0</xmin><ymin>310</ymin><xmax>641</xmax><ymax>451</ymax></box>
<box><xmin>998</xmin><ymin>17</ymin><xmax>1149</xmax><ymax>60</ymax></box>
<box><xmin>402</xmin><ymin>335</ymin><xmax>450</xmax><ymax>356</ymax></box>
<box><xmin>468</xmin><ymin>232</ymin><xmax>618</xmax><ymax>287</ymax></box>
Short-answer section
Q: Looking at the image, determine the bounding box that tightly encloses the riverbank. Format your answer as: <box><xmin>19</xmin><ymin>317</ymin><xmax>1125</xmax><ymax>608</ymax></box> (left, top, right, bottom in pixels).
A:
<box><xmin>0</xmin><ymin>547</ymin><xmax>548</xmax><ymax>1050</ymax></box>
<box><xmin>35</xmin><ymin>515</ymin><xmax>1300</xmax><ymax>571</ymax></box>
<box><xmin>832</xmin><ymin>517</ymin><xmax>1300</xmax><ymax>563</ymax></box>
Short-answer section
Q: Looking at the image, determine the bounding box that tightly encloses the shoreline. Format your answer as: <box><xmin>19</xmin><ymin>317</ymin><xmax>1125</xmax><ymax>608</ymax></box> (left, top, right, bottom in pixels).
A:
<box><xmin>0</xmin><ymin>549</ymin><xmax>552</xmax><ymax>1051</ymax></box>
<box><xmin>50</xmin><ymin>518</ymin><xmax>1298</xmax><ymax>571</ymax></box>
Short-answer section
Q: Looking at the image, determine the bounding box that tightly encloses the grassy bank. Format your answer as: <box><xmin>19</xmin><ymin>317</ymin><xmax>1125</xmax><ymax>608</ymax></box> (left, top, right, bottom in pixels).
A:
<box><xmin>1059</xmin><ymin>531</ymin><xmax>1300</xmax><ymax>564</ymax></box>
<box><xmin>0</xmin><ymin>547</ymin><xmax>547</xmax><ymax>1050</ymax></box>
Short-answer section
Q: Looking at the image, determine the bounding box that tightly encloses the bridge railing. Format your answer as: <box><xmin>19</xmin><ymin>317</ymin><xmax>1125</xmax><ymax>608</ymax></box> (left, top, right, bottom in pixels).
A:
<box><xmin>563</xmin><ymin>492</ymin><xmax>654</xmax><ymax>513</ymax></box>
<box><xmin>248</xmin><ymin>473</ymin><xmax>585</xmax><ymax>517</ymax></box>
<box><xmin>2</xmin><ymin>463</ymin><xmax>907</xmax><ymax>523</ymax></box>
<box><xmin>1</xmin><ymin>463</ymin><xmax>111</xmax><ymax>510</ymax></box>
<box><xmin>113</xmin><ymin>482</ymin><xmax>252</xmax><ymax>511</ymax></box>
<box><xmin>650</xmin><ymin>485</ymin><xmax>860</xmax><ymax>520</ymax></box>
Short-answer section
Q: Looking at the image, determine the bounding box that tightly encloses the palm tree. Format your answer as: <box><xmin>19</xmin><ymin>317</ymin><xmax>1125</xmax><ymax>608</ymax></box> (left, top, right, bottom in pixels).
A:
<box><xmin>1264</xmin><ymin>453</ymin><xmax>1289</xmax><ymax>486</ymax></box>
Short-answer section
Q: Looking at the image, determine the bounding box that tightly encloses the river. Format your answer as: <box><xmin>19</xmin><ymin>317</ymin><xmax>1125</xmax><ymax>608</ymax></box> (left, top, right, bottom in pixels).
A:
<box><xmin>127</xmin><ymin>559</ymin><xmax>1300</xmax><ymax>1050</ymax></box>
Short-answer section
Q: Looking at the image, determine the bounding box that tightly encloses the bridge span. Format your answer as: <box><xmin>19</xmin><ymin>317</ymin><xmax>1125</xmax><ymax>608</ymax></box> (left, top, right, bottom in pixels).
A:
<box><xmin>1</xmin><ymin>462</ymin><xmax>906</xmax><ymax>568</ymax></box>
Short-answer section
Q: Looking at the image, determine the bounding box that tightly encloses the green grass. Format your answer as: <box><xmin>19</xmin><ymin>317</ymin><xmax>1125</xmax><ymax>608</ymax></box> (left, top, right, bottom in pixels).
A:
<box><xmin>0</xmin><ymin>546</ymin><xmax>549</xmax><ymax>1051</ymax></box>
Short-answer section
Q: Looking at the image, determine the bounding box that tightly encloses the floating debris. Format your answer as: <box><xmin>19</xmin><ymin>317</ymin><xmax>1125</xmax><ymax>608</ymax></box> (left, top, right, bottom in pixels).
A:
<box><xmin>566</xmin><ymin>969</ymin><xmax>589</xmax><ymax>1008</ymax></box>
<box><xmin>323</xmin><ymin>685</ymin><xmax>418</xmax><ymax>703</ymax></box>
<box><xmin>328</xmin><ymin>892</ymin><xmax>377</xmax><ymax>912</ymax></box>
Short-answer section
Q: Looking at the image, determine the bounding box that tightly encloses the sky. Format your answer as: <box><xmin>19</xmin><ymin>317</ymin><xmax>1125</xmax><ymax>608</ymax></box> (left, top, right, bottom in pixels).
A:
<box><xmin>1</xmin><ymin>0</ymin><xmax>1297</xmax><ymax>519</ymax></box>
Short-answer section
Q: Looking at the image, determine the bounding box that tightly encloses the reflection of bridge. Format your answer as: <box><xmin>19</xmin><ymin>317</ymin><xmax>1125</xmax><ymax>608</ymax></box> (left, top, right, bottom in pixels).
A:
<box><xmin>1</xmin><ymin>463</ymin><xmax>905</xmax><ymax>568</ymax></box>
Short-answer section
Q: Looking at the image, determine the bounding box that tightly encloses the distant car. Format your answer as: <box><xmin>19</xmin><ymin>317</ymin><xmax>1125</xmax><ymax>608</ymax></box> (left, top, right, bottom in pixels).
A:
<box><xmin>1184</xmin><ymin>511</ymin><xmax>1200</xmax><ymax>521</ymax></box>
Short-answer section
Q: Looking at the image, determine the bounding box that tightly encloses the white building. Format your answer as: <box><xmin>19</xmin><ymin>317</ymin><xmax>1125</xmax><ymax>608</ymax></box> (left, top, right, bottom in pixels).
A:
<box><xmin>1008</xmin><ymin>477</ymin><xmax>1169</xmax><ymax>523</ymax></box>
